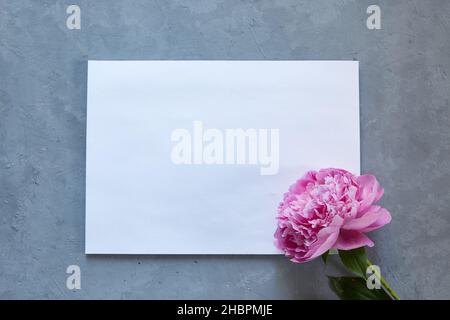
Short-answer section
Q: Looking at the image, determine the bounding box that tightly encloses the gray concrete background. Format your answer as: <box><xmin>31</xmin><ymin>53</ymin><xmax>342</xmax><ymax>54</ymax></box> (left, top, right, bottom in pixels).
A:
<box><xmin>1</xmin><ymin>0</ymin><xmax>449</xmax><ymax>299</ymax></box>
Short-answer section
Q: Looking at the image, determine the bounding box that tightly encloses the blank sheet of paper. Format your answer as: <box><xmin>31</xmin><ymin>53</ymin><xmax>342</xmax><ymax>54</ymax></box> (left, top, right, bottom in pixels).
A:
<box><xmin>85</xmin><ymin>61</ymin><xmax>360</xmax><ymax>254</ymax></box>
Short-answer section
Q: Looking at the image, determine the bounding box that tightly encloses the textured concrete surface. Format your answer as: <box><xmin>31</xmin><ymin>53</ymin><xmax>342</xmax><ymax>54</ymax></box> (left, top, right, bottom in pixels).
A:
<box><xmin>1</xmin><ymin>0</ymin><xmax>450</xmax><ymax>299</ymax></box>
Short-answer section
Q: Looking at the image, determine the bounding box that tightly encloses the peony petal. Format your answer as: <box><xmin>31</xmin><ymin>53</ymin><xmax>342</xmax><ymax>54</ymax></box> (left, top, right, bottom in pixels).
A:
<box><xmin>289</xmin><ymin>170</ymin><xmax>317</xmax><ymax>195</ymax></box>
<box><xmin>316</xmin><ymin>168</ymin><xmax>352</xmax><ymax>183</ymax></box>
<box><xmin>356</xmin><ymin>175</ymin><xmax>384</xmax><ymax>213</ymax></box>
<box><xmin>305</xmin><ymin>215</ymin><xmax>343</xmax><ymax>261</ymax></box>
<box><xmin>342</xmin><ymin>205</ymin><xmax>391</xmax><ymax>232</ymax></box>
<box><xmin>333</xmin><ymin>230</ymin><xmax>374</xmax><ymax>250</ymax></box>
<box><xmin>306</xmin><ymin>229</ymin><xmax>339</xmax><ymax>261</ymax></box>
<box><xmin>359</xmin><ymin>207</ymin><xmax>392</xmax><ymax>233</ymax></box>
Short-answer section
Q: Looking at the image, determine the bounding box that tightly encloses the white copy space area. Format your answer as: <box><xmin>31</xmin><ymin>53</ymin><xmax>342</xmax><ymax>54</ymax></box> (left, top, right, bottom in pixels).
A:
<box><xmin>85</xmin><ymin>61</ymin><xmax>360</xmax><ymax>254</ymax></box>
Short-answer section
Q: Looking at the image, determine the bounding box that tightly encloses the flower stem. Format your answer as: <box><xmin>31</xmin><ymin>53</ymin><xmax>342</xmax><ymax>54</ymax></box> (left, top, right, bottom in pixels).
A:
<box><xmin>367</xmin><ymin>259</ymin><xmax>400</xmax><ymax>300</ymax></box>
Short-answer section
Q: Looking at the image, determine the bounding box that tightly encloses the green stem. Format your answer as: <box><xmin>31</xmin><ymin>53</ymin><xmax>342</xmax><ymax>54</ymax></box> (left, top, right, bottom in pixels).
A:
<box><xmin>367</xmin><ymin>259</ymin><xmax>400</xmax><ymax>300</ymax></box>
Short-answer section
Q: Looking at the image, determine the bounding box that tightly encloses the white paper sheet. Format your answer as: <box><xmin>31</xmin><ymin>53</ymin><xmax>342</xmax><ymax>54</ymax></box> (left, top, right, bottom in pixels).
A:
<box><xmin>85</xmin><ymin>60</ymin><xmax>360</xmax><ymax>254</ymax></box>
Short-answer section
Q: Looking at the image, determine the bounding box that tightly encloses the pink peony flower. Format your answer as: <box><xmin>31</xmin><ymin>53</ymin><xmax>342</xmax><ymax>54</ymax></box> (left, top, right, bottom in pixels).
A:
<box><xmin>275</xmin><ymin>168</ymin><xmax>391</xmax><ymax>263</ymax></box>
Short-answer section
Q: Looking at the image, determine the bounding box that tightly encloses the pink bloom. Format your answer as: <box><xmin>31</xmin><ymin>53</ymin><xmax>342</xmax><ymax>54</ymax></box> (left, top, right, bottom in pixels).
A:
<box><xmin>274</xmin><ymin>168</ymin><xmax>391</xmax><ymax>263</ymax></box>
